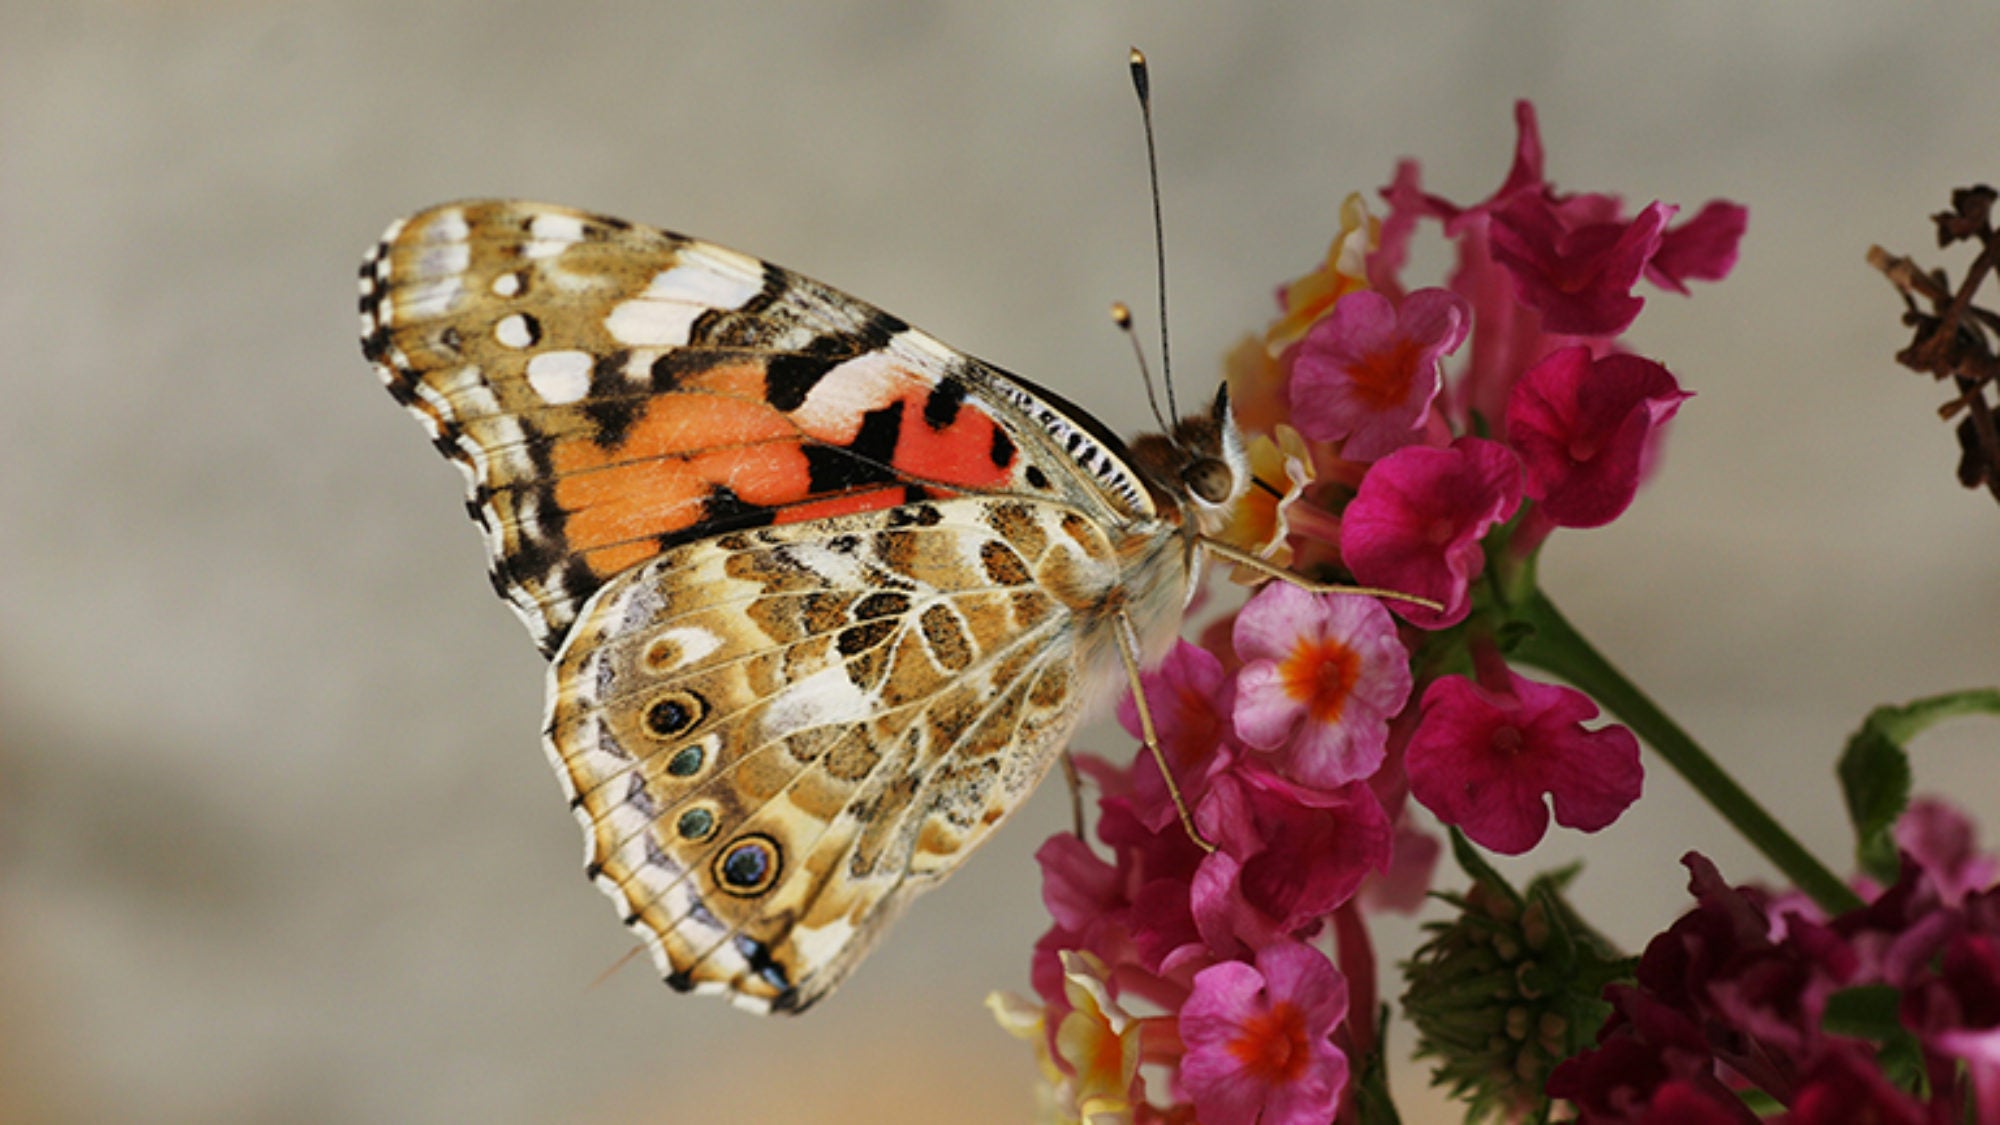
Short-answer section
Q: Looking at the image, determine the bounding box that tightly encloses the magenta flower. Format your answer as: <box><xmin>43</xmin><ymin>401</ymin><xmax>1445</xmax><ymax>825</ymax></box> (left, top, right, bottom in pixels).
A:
<box><xmin>1786</xmin><ymin>1043</ymin><xmax>1931</xmax><ymax>1125</ymax></box>
<box><xmin>1191</xmin><ymin>771</ymin><xmax>1391</xmax><ymax>951</ymax></box>
<box><xmin>1405</xmin><ymin>670</ymin><xmax>1642</xmax><ymax>854</ymax></box>
<box><xmin>1895</xmin><ymin>796</ymin><xmax>2000</xmax><ymax>905</ymax></box>
<box><xmin>1553</xmin><ymin>851</ymin><xmax>2000</xmax><ymax>1123</ymax></box>
<box><xmin>999</xmin><ymin>95</ymin><xmax>1762</xmax><ymax>1124</ymax></box>
<box><xmin>1627</xmin><ymin>1080</ymin><xmax>1763</xmax><ymax>1124</ymax></box>
<box><xmin>1647</xmin><ymin>200</ymin><xmax>1750</xmax><ymax>294</ymax></box>
<box><xmin>1340</xmin><ymin>436</ymin><xmax>1523</xmax><ymax>629</ymax></box>
<box><xmin>1369</xmin><ymin>100</ymin><xmax>1742</xmax><ymax>437</ymax></box>
<box><xmin>1231</xmin><ymin>585</ymin><xmax>1412</xmax><ymax>787</ymax></box>
<box><xmin>1910</xmin><ymin>929</ymin><xmax>2000</xmax><ymax>1123</ymax></box>
<box><xmin>1289</xmin><ymin>288</ymin><xmax>1468</xmax><ymax>461</ymax></box>
<box><xmin>1505</xmin><ymin>345</ymin><xmax>1690</xmax><ymax>528</ymax></box>
<box><xmin>1027</xmin><ymin>754</ymin><xmax>1212</xmax><ymax>1013</ymax></box>
<box><xmin>1488</xmin><ymin>194</ymin><xmax>1672</xmax><ymax>337</ymax></box>
<box><xmin>1116</xmin><ymin>639</ymin><xmax>1234</xmax><ymax>820</ymax></box>
<box><xmin>1179</xmin><ymin>941</ymin><xmax>1350</xmax><ymax>1125</ymax></box>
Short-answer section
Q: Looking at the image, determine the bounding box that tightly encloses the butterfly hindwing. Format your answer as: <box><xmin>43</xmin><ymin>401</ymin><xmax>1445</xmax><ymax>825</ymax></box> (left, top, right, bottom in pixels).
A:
<box><xmin>546</xmin><ymin>495</ymin><xmax>1123</xmax><ymax>1011</ymax></box>
<box><xmin>358</xmin><ymin>200</ymin><xmax>1160</xmax><ymax>655</ymax></box>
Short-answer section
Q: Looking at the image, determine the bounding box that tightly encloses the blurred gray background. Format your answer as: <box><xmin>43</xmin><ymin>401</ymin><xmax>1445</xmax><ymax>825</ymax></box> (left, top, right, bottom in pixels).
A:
<box><xmin>4</xmin><ymin>3</ymin><xmax>1995</xmax><ymax>1121</ymax></box>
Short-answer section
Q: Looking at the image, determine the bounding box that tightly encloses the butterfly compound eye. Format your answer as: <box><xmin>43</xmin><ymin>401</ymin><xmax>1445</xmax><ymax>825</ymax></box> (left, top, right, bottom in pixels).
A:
<box><xmin>1182</xmin><ymin>456</ymin><xmax>1234</xmax><ymax>505</ymax></box>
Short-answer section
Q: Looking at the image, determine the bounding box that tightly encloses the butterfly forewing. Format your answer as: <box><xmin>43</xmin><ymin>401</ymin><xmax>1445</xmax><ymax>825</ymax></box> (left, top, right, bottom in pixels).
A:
<box><xmin>358</xmin><ymin>201</ymin><xmax>1158</xmax><ymax>654</ymax></box>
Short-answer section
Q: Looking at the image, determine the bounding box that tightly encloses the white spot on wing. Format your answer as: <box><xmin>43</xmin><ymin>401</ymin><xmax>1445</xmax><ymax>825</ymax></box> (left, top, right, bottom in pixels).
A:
<box><xmin>603</xmin><ymin>262</ymin><xmax>763</xmax><ymax>346</ymax></box>
<box><xmin>525</xmin><ymin>211</ymin><xmax>585</xmax><ymax>259</ymax></box>
<box><xmin>655</xmin><ymin>260</ymin><xmax>764</xmax><ymax>308</ymax></box>
<box><xmin>603</xmin><ymin>300</ymin><xmax>699</xmax><ymax>347</ymax></box>
<box><xmin>760</xmin><ymin>666</ymin><xmax>875</xmax><ymax>740</ymax></box>
<box><xmin>789</xmin><ymin>352</ymin><xmax>914</xmax><ymax>439</ymax></box>
<box><xmin>646</xmin><ymin>626</ymin><xmax>722</xmax><ymax>672</ymax></box>
<box><xmin>688</xmin><ymin>241</ymin><xmax>764</xmax><ymax>279</ymax></box>
<box><xmin>491</xmin><ymin>272</ymin><xmax>522</xmax><ymax>297</ymax></box>
<box><xmin>495</xmin><ymin>314</ymin><xmax>534</xmax><ymax>349</ymax></box>
<box><xmin>526</xmin><ymin>350</ymin><xmax>593</xmax><ymax>404</ymax></box>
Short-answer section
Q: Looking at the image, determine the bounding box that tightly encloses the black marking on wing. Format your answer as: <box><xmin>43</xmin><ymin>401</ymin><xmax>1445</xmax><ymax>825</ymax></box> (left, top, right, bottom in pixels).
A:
<box><xmin>584</xmin><ymin>349</ymin><xmax>639</xmax><ymax>446</ymax></box>
<box><xmin>923</xmin><ymin>377</ymin><xmax>966</xmax><ymax>429</ymax></box>
<box><xmin>764</xmin><ymin>353</ymin><xmax>840</xmax><ymax>412</ymax></box>
<box><xmin>802</xmin><ymin>404</ymin><xmax>903</xmax><ymax>492</ymax></box>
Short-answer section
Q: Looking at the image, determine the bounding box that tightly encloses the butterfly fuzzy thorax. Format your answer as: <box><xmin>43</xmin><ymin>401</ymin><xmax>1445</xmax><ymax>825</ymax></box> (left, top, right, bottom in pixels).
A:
<box><xmin>357</xmin><ymin>201</ymin><xmax>1241</xmax><ymax>1012</ymax></box>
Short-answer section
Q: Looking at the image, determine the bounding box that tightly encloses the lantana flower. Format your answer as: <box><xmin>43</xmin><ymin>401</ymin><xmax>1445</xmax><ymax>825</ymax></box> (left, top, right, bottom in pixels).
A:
<box><xmin>1178</xmin><ymin>941</ymin><xmax>1351</xmax><ymax>1125</ymax></box>
<box><xmin>1505</xmin><ymin>346</ymin><xmax>1690</xmax><ymax>529</ymax></box>
<box><xmin>1266</xmin><ymin>192</ymin><xmax>1379</xmax><ymax>354</ymax></box>
<box><xmin>1230</xmin><ymin>585</ymin><xmax>1413</xmax><ymax>787</ymax></box>
<box><xmin>1290</xmin><ymin>287</ymin><xmax>1468</xmax><ymax>461</ymax></box>
<box><xmin>1115</xmin><ymin>640</ymin><xmax>1235</xmax><ymax>815</ymax></box>
<box><xmin>1219</xmin><ymin>425</ymin><xmax>1316</xmax><ymax>582</ymax></box>
<box><xmin>989</xmin><ymin>951</ymin><xmax>1145</xmax><ymax>1125</ymax></box>
<box><xmin>1551</xmin><ymin>839</ymin><xmax>2000</xmax><ymax>1124</ymax></box>
<box><xmin>1405</xmin><ymin>668</ymin><xmax>1643</xmax><ymax>854</ymax></box>
<box><xmin>1191</xmin><ymin>770</ymin><xmax>1392</xmax><ymax>952</ymax></box>
<box><xmin>1339</xmin><ymin>436</ymin><xmax>1523</xmax><ymax>629</ymax></box>
<box><xmin>1487</xmin><ymin>195</ymin><xmax>1673</xmax><ymax>337</ymax></box>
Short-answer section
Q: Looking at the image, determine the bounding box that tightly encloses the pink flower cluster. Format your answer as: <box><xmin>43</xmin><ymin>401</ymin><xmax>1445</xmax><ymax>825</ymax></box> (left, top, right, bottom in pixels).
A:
<box><xmin>1547</xmin><ymin>801</ymin><xmax>2000</xmax><ymax>1124</ymax></box>
<box><xmin>994</xmin><ymin>101</ymin><xmax>1745</xmax><ymax>1124</ymax></box>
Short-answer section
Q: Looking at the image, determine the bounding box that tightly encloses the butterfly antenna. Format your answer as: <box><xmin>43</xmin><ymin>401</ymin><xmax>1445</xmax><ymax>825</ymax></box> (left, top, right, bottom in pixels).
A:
<box><xmin>1112</xmin><ymin>302</ymin><xmax>1173</xmax><ymax>435</ymax></box>
<box><xmin>1129</xmin><ymin>47</ymin><xmax>1180</xmax><ymax>425</ymax></box>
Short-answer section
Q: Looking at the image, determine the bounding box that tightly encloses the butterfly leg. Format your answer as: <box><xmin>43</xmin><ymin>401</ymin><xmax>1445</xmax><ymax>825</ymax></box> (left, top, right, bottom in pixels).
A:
<box><xmin>1112</xmin><ymin>612</ymin><xmax>1216</xmax><ymax>854</ymax></box>
<box><xmin>1197</xmin><ymin>537</ymin><xmax>1444</xmax><ymax>612</ymax></box>
<box><xmin>1059</xmin><ymin>750</ymin><xmax>1087</xmax><ymax>841</ymax></box>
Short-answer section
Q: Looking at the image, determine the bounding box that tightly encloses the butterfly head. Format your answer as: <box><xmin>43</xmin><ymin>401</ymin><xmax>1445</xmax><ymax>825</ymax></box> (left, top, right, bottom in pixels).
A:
<box><xmin>1130</xmin><ymin>383</ymin><xmax>1251</xmax><ymax>539</ymax></box>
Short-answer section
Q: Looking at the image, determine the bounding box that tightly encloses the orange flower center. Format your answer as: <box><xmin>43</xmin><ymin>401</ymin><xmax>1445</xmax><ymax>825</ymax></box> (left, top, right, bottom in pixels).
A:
<box><xmin>1348</xmin><ymin>337</ymin><xmax>1424</xmax><ymax>411</ymax></box>
<box><xmin>1226</xmin><ymin>1000</ymin><xmax>1311</xmax><ymax>1085</ymax></box>
<box><xmin>1279</xmin><ymin>636</ymin><xmax>1362</xmax><ymax>724</ymax></box>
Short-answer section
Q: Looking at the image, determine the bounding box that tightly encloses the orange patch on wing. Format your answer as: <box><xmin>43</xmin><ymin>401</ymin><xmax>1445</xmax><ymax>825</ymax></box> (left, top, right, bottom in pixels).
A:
<box><xmin>686</xmin><ymin>444</ymin><xmax>813</xmax><ymax>507</ymax></box>
<box><xmin>891</xmin><ymin>395</ymin><xmax>1011</xmax><ymax>488</ymax></box>
<box><xmin>551</xmin><ymin>453</ymin><xmax>710</xmax><ymax>572</ymax></box>
<box><xmin>774</xmin><ymin>487</ymin><xmax>909</xmax><ymax>525</ymax></box>
<box><xmin>619</xmin><ymin>394</ymin><xmax>797</xmax><ymax>458</ymax></box>
<box><xmin>682</xmin><ymin>361</ymin><xmax>769</xmax><ymax>400</ymax></box>
<box><xmin>548</xmin><ymin>392</ymin><xmax>814</xmax><ymax>576</ymax></box>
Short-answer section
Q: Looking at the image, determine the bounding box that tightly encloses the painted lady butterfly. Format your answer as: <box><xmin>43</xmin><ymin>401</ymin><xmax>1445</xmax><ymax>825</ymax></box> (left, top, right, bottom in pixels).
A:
<box><xmin>357</xmin><ymin>200</ymin><xmax>1269</xmax><ymax>1013</ymax></box>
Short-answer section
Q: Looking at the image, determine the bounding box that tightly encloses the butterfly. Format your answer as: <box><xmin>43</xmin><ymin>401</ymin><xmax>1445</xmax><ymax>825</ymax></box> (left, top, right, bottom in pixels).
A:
<box><xmin>357</xmin><ymin>200</ymin><xmax>1273</xmax><ymax>1013</ymax></box>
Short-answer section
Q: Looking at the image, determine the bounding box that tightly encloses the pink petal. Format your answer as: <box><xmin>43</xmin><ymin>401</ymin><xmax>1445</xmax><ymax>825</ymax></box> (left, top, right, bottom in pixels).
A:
<box><xmin>1290</xmin><ymin>289</ymin><xmax>1465</xmax><ymax>463</ymax></box>
<box><xmin>1340</xmin><ymin>437</ymin><xmax>1523</xmax><ymax>629</ymax></box>
<box><xmin>1231</xmin><ymin>581</ymin><xmax>1330</xmax><ymax>664</ymax></box>
<box><xmin>1254</xmin><ymin>941</ymin><xmax>1350</xmax><ymax>1030</ymax></box>
<box><xmin>1194</xmin><ymin>770</ymin><xmax>1392</xmax><ymax>935</ymax></box>
<box><xmin>1036</xmin><ymin>832</ymin><xmax>1120</xmax><ymax>932</ymax></box>
<box><xmin>1405</xmin><ymin>672</ymin><xmax>1642</xmax><ymax>854</ymax></box>
<box><xmin>1490</xmin><ymin>197</ymin><xmax>1672</xmax><ymax>337</ymax></box>
<box><xmin>1505</xmin><ymin>346</ymin><xmax>1690</xmax><ymax>528</ymax></box>
<box><xmin>1647</xmin><ymin>199</ymin><xmax>1748</xmax><ymax>294</ymax></box>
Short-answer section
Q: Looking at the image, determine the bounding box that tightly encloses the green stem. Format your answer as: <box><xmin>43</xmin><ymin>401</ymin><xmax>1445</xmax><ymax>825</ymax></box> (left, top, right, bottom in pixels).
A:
<box><xmin>1509</xmin><ymin>589</ymin><xmax>1863</xmax><ymax>915</ymax></box>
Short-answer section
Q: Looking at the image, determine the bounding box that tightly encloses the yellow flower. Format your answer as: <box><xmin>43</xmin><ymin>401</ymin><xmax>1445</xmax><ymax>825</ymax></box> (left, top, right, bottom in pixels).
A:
<box><xmin>1266</xmin><ymin>193</ymin><xmax>1379</xmax><ymax>353</ymax></box>
<box><xmin>1055</xmin><ymin>952</ymin><xmax>1141</xmax><ymax>1123</ymax></box>
<box><xmin>1220</xmin><ymin>425</ymin><xmax>1315</xmax><ymax>585</ymax></box>
<box><xmin>987</xmin><ymin>952</ymin><xmax>1141</xmax><ymax>1125</ymax></box>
